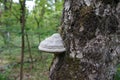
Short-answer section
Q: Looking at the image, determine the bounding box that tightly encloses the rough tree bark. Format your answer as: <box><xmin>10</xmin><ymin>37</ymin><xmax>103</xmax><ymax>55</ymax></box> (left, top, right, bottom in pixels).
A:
<box><xmin>50</xmin><ymin>0</ymin><xmax>120</xmax><ymax>80</ymax></box>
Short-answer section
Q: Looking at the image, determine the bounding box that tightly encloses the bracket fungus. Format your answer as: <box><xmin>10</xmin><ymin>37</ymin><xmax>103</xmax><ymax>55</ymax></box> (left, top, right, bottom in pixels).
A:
<box><xmin>38</xmin><ymin>33</ymin><xmax>66</xmax><ymax>54</ymax></box>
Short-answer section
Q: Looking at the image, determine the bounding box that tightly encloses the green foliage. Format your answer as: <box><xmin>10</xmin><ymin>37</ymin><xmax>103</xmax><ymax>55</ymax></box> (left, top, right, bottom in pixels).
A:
<box><xmin>0</xmin><ymin>0</ymin><xmax>63</xmax><ymax>79</ymax></box>
<box><xmin>114</xmin><ymin>64</ymin><xmax>120</xmax><ymax>80</ymax></box>
<box><xmin>115</xmin><ymin>71</ymin><xmax>120</xmax><ymax>80</ymax></box>
<box><xmin>0</xmin><ymin>74</ymin><xmax>8</xmax><ymax>80</ymax></box>
<box><xmin>25</xmin><ymin>0</ymin><xmax>63</xmax><ymax>40</ymax></box>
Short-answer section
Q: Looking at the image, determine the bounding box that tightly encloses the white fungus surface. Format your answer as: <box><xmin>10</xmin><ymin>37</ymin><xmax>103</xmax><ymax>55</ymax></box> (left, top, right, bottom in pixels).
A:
<box><xmin>38</xmin><ymin>33</ymin><xmax>66</xmax><ymax>53</ymax></box>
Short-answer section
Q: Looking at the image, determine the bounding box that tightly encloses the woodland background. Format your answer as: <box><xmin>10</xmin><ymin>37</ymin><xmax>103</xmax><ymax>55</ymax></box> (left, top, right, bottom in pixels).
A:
<box><xmin>0</xmin><ymin>0</ymin><xmax>120</xmax><ymax>80</ymax></box>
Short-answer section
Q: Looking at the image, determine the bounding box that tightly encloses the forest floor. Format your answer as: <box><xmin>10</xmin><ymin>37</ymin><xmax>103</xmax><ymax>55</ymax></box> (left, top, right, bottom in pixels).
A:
<box><xmin>0</xmin><ymin>48</ymin><xmax>53</xmax><ymax>80</ymax></box>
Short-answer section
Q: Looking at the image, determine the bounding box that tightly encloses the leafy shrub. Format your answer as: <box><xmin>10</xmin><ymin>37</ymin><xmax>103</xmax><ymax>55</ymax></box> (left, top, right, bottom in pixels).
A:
<box><xmin>0</xmin><ymin>74</ymin><xmax>7</xmax><ymax>80</ymax></box>
<box><xmin>114</xmin><ymin>64</ymin><xmax>120</xmax><ymax>80</ymax></box>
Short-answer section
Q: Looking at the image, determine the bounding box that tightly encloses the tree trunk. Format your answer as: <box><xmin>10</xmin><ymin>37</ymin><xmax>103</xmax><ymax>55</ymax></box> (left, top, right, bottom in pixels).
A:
<box><xmin>49</xmin><ymin>0</ymin><xmax>120</xmax><ymax>80</ymax></box>
<box><xmin>3</xmin><ymin>0</ymin><xmax>11</xmax><ymax>47</ymax></box>
<box><xmin>25</xmin><ymin>32</ymin><xmax>34</xmax><ymax>68</ymax></box>
<box><xmin>19</xmin><ymin>0</ymin><xmax>26</xmax><ymax>80</ymax></box>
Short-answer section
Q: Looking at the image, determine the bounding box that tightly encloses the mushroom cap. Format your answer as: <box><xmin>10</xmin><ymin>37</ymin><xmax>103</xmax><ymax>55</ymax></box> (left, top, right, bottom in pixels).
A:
<box><xmin>38</xmin><ymin>33</ymin><xmax>66</xmax><ymax>53</ymax></box>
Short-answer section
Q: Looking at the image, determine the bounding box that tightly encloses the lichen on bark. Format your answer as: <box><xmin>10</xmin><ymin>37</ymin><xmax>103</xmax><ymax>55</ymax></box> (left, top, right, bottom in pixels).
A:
<box><xmin>50</xmin><ymin>0</ymin><xmax>120</xmax><ymax>80</ymax></box>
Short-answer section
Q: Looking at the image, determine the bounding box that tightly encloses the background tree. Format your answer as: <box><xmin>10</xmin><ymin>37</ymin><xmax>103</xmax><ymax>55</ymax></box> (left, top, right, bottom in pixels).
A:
<box><xmin>19</xmin><ymin>0</ymin><xmax>26</xmax><ymax>80</ymax></box>
<box><xmin>50</xmin><ymin>0</ymin><xmax>120</xmax><ymax>80</ymax></box>
<box><xmin>0</xmin><ymin>0</ymin><xmax>64</xmax><ymax>79</ymax></box>
<box><xmin>0</xmin><ymin>0</ymin><xmax>12</xmax><ymax>48</ymax></box>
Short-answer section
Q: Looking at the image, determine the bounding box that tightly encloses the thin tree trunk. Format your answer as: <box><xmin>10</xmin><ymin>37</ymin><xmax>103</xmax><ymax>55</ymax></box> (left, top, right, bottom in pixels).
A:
<box><xmin>25</xmin><ymin>32</ymin><xmax>34</xmax><ymax>68</ymax></box>
<box><xmin>3</xmin><ymin>0</ymin><xmax>10</xmax><ymax>47</ymax></box>
<box><xmin>50</xmin><ymin>0</ymin><xmax>120</xmax><ymax>80</ymax></box>
<box><xmin>34</xmin><ymin>5</ymin><xmax>45</xmax><ymax>43</ymax></box>
<box><xmin>19</xmin><ymin>0</ymin><xmax>26</xmax><ymax>80</ymax></box>
<box><xmin>0</xmin><ymin>0</ymin><xmax>12</xmax><ymax>54</ymax></box>
<box><xmin>55</xmin><ymin>0</ymin><xmax>57</xmax><ymax>11</ymax></box>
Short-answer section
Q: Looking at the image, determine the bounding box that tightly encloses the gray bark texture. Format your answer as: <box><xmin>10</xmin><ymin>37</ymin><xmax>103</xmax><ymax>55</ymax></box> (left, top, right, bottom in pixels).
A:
<box><xmin>49</xmin><ymin>0</ymin><xmax>120</xmax><ymax>80</ymax></box>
